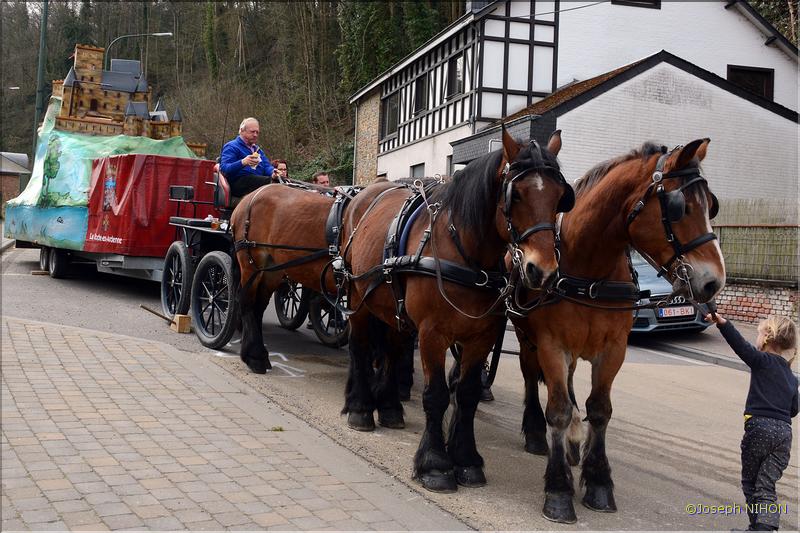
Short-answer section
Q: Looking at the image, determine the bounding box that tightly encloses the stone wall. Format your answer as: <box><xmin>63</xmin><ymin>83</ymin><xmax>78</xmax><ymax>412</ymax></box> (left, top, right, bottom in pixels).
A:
<box><xmin>716</xmin><ymin>281</ymin><xmax>798</xmax><ymax>324</ymax></box>
<box><xmin>1</xmin><ymin>174</ymin><xmax>21</xmax><ymax>218</ymax></box>
<box><xmin>353</xmin><ymin>89</ymin><xmax>380</xmax><ymax>185</ymax></box>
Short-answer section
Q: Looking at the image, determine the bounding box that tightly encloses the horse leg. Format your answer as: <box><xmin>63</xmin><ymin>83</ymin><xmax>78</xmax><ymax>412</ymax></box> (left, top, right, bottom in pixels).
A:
<box><xmin>566</xmin><ymin>361</ymin><xmax>584</xmax><ymax>467</ymax></box>
<box><xmin>342</xmin><ymin>311</ymin><xmax>377</xmax><ymax>431</ymax></box>
<box><xmin>519</xmin><ymin>340</ymin><xmax>548</xmax><ymax>455</ymax></box>
<box><xmin>447</xmin><ymin>342</ymin><xmax>488</xmax><ymax>488</ymax></box>
<box><xmin>374</xmin><ymin>328</ymin><xmax>412</xmax><ymax>429</ymax></box>
<box><xmin>580</xmin><ymin>350</ymin><xmax>624</xmax><ymax>513</ymax></box>
<box><xmin>238</xmin><ymin>272</ymin><xmax>271</xmax><ymax>374</ymax></box>
<box><xmin>539</xmin><ymin>342</ymin><xmax>578</xmax><ymax>524</ymax></box>
<box><xmin>413</xmin><ymin>329</ymin><xmax>456</xmax><ymax>493</ymax></box>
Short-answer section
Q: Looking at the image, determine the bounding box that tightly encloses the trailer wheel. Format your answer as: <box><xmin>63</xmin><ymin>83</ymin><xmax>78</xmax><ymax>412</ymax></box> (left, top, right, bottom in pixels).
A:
<box><xmin>48</xmin><ymin>248</ymin><xmax>70</xmax><ymax>279</ymax></box>
<box><xmin>161</xmin><ymin>241</ymin><xmax>194</xmax><ymax>317</ymax></box>
<box><xmin>309</xmin><ymin>293</ymin><xmax>349</xmax><ymax>348</ymax></box>
<box><xmin>190</xmin><ymin>251</ymin><xmax>239</xmax><ymax>349</ymax></box>
<box><xmin>274</xmin><ymin>280</ymin><xmax>310</xmax><ymax>330</ymax></box>
<box><xmin>39</xmin><ymin>247</ymin><xmax>50</xmax><ymax>271</ymax></box>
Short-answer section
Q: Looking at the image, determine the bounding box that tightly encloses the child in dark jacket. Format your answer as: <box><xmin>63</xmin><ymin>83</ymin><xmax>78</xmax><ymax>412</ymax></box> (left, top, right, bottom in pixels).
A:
<box><xmin>705</xmin><ymin>313</ymin><xmax>798</xmax><ymax>531</ymax></box>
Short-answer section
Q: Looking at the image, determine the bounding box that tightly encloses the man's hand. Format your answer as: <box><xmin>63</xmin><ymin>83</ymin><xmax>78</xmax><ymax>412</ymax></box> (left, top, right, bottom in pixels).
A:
<box><xmin>704</xmin><ymin>313</ymin><xmax>726</xmax><ymax>325</ymax></box>
<box><xmin>242</xmin><ymin>153</ymin><xmax>261</xmax><ymax>167</ymax></box>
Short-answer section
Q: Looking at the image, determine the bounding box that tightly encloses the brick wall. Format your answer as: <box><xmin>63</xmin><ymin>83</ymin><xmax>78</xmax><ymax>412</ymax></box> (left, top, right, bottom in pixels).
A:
<box><xmin>353</xmin><ymin>89</ymin><xmax>380</xmax><ymax>185</ymax></box>
<box><xmin>716</xmin><ymin>281</ymin><xmax>798</xmax><ymax>324</ymax></box>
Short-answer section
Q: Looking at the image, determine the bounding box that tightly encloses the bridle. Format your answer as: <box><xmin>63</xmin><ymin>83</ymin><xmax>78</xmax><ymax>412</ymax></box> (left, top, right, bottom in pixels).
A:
<box><xmin>502</xmin><ymin>140</ymin><xmax>574</xmax><ymax>270</ymax></box>
<box><xmin>625</xmin><ymin>148</ymin><xmax>719</xmax><ymax>291</ymax></box>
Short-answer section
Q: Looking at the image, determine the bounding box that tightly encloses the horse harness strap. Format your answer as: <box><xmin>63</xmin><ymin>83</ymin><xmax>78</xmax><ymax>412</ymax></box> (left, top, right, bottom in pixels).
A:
<box><xmin>552</xmin><ymin>275</ymin><xmax>647</xmax><ymax>302</ymax></box>
<box><xmin>626</xmin><ymin>151</ymin><xmax>718</xmax><ymax>278</ymax></box>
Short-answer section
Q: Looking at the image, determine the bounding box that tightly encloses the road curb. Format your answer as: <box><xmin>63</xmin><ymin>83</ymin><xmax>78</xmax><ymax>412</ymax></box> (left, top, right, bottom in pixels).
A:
<box><xmin>645</xmin><ymin>341</ymin><xmax>749</xmax><ymax>372</ymax></box>
<box><xmin>0</xmin><ymin>239</ymin><xmax>15</xmax><ymax>254</ymax></box>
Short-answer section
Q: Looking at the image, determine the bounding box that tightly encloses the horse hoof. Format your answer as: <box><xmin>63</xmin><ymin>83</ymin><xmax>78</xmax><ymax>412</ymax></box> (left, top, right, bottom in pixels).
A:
<box><xmin>524</xmin><ymin>433</ymin><xmax>548</xmax><ymax>455</ymax></box>
<box><xmin>480</xmin><ymin>387</ymin><xmax>495</xmax><ymax>402</ymax></box>
<box><xmin>347</xmin><ymin>411</ymin><xmax>375</xmax><ymax>432</ymax></box>
<box><xmin>418</xmin><ymin>470</ymin><xmax>457</xmax><ymax>493</ymax></box>
<box><xmin>566</xmin><ymin>441</ymin><xmax>581</xmax><ymax>466</ymax></box>
<box><xmin>378</xmin><ymin>409</ymin><xmax>405</xmax><ymax>429</ymax></box>
<box><xmin>582</xmin><ymin>484</ymin><xmax>617</xmax><ymax>512</ymax></box>
<box><xmin>454</xmin><ymin>465</ymin><xmax>486</xmax><ymax>487</ymax></box>
<box><xmin>542</xmin><ymin>492</ymin><xmax>577</xmax><ymax>524</ymax></box>
<box><xmin>243</xmin><ymin>357</ymin><xmax>270</xmax><ymax>374</ymax></box>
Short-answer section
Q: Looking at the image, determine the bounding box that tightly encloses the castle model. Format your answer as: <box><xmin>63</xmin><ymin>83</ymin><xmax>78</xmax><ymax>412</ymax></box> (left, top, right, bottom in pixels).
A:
<box><xmin>51</xmin><ymin>44</ymin><xmax>206</xmax><ymax>157</ymax></box>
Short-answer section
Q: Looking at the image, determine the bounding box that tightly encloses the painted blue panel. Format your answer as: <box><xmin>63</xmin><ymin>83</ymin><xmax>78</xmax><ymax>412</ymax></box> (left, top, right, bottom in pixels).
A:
<box><xmin>3</xmin><ymin>205</ymin><xmax>88</xmax><ymax>251</ymax></box>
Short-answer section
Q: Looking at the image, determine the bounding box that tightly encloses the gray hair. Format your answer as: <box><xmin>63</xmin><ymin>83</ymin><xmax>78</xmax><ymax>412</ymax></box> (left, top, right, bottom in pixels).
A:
<box><xmin>239</xmin><ymin>117</ymin><xmax>259</xmax><ymax>132</ymax></box>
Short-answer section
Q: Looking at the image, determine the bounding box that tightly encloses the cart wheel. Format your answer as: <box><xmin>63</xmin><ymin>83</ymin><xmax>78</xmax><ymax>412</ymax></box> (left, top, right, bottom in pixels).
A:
<box><xmin>39</xmin><ymin>247</ymin><xmax>50</xmax><ymax>271</ymax></box>
<box><xmin>161</xmin><ymin>241</ymin><xmax>194</xmax><ymax>317</ymax></box>
<box><xmin>190</xmin><ymin>251</ymin><xmax>239</xmax><ymax>349</ymax></box>
<box><xmin>309</xmin><ymin>292</ymin><xmax>349</xmax><ymax>348</ymax></box>
<box><xmin>274</xmin><ymin>281</ymin><xmax>310</xmax><ymax>330</ymax></box>
<box><xmin>48</xmin><ymin>248</ymin><xmax>70</xmax><ymax>279</ymax></box>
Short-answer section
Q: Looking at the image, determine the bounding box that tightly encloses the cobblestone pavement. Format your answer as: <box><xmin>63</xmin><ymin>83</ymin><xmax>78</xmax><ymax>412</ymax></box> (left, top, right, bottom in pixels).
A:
<box><xmin>1</xmin><ymin>316</ymin><xmax>467</xmax><ymax>531</ymax></box>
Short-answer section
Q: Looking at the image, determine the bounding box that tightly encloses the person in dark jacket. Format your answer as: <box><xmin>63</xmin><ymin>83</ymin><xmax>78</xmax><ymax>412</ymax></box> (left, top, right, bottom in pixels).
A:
<box><xmin>705</xmin><ymin>313</ymin><xmax>798</xmax><ymax>531</ymax></box>
<box><xmin>219</xmin><ymin>117</ymin><xmax>276</xmax><ymax>197</ymax></box>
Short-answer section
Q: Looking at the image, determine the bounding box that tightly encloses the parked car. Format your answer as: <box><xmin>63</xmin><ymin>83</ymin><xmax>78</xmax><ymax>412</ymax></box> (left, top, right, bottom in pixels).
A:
<box><xmin>630</xmin><ymin>251</ymin><xmax>710</xmax><ymax>334</ymax></box>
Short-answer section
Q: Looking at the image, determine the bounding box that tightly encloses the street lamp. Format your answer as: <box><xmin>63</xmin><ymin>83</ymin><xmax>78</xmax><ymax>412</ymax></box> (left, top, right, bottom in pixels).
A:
<box><xmin>104</xmin><ymin>32</ymin><xmax>173</xmax><ymax>70</ymax></box>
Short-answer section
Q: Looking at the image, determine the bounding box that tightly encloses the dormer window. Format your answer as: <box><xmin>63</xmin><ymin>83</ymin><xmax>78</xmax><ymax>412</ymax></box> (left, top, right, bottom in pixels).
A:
<box><xmin>611</xmin><ymin>0</ymin><xmax>660</xmax><ymax>8</ymax></box>
<box><xmin>727</xmin><ymin>65</ymin><xmax>774</xmax><ymax>101</ymax></box>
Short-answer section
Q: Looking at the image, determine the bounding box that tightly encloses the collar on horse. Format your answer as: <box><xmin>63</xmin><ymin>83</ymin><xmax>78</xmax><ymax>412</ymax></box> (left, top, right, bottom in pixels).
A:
<box><xmin>625</xmin><ymin>149</ymin><xmax>718</xmax><ymax>279</ymax></box>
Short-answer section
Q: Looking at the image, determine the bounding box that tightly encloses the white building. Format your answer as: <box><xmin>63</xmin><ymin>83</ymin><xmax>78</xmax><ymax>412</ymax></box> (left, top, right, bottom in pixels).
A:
<box><xmin>350</xmin><ymin>0</ymin><xmax>798</xmax><ymax>183</ymax></box>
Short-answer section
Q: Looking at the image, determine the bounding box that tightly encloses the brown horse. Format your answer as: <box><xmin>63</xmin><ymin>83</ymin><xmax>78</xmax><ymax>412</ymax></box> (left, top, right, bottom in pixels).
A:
<box><xmin>340</xmin><ymin>130</ymin><xmax>573</xmax><ymax>492</ymax></box>
<box><xmin>511</xmin><ymin>139</ymin><xmax>725</xmax><ymax>523</ymax></box>
<box><xmin>230</xmin><ymin>182</ymin><xmax>344</xmax><ymax>373</ymax></box>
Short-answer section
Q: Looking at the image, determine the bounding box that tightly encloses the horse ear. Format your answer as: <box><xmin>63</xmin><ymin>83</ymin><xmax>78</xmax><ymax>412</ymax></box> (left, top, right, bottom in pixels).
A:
<box><xmin>546</xmin><ymin>130</ymin><xmax>562</xmax><ymax>156</ymax></box>
<box><xmin>501</xmin><ymin>124</ymin><xmax>520</xmax><ymax>163</ymax></box>
<box><xmin>675</xmin><ymin>138</ymin><xmax>708</xmax><ymax>168</ymax></box>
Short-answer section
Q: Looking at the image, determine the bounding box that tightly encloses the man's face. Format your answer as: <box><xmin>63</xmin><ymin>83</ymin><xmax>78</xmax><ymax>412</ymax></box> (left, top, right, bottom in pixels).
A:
<box><xmin>316</xmin><ymin>174</ymin><xmax>330</xmax><ymax>186</ymax></box>
<box><xmin>240</xmin><ymin>121</ymin><xmax>260</xmax><ymax>146</ymax></box>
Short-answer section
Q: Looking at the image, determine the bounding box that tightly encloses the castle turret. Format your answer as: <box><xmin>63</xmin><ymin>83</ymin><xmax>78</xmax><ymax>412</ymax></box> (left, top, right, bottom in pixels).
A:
<box><xmin>169</xmin><ymin>106</ymin><xmax>183</xmax><ymax>137</ymax></box>
<box><xmin>59</xmin><ymin>67</ymin><xmax>77</xmax><ymax>118</ymax></box>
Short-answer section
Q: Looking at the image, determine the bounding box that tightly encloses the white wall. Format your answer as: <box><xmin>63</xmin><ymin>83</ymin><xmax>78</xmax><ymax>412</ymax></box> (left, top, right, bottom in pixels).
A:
<box><xmin>556</xmin><ymin>1</ymin><xmax>798</xmax><ymax>111</ymax></box>
<box><xmin>377</xmin><ymin>125</ymin><xmax>472</xmax><ymax>179</ymax></box>
<box><xmin>555</xmin><ymin>63</ymin><xmax>798</xmax><ymax>203</ymax></box>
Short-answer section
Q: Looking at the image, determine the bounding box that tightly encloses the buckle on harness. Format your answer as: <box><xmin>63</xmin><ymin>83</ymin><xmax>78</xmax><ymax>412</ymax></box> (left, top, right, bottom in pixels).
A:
<box><xmin>475</xmin><ymin>270</ymin><xmax>489</xmax><ymax>287</ymax></box>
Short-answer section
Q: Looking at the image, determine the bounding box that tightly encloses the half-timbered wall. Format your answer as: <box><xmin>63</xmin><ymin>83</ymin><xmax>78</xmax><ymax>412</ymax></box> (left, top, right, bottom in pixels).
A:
<box><xmin>476</xmin><ymin>0</ymin><xmax>558</xmax><ymax>121</ymax></box>
<box><xmin>378</xmin><ymin>26</ymin><xmax>477</xmax><ymax>155</ymax></box>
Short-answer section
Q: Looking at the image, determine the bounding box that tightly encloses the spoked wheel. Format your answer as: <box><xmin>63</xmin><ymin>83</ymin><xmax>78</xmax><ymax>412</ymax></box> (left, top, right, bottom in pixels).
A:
<box><xmin>39</xmin><ymin>247</ymin><xmax>50</xmax><ymax>271</ymax></box>
<box><xmin>308</xmin><ymin>292</ymin><xmax>349</xmax><ymax>348</ymax></box>
<box><xmin>274</xmin><ymin>280</ymin><xmax>310</xmax><ymax>330</ymax></box>
<box><xmin>190</xmin><ymin>251</ymin><xmax>239</xmax><ymax>349</ymax></box>
<box><xmin>161</xmin><ymin>241</ymin><xmax>194</xmax><ymax>317</ymax></box>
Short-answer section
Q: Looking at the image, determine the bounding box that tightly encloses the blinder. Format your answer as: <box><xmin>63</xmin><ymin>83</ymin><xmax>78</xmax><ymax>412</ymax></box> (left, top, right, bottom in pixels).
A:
<box><xmin>663</xmin><ymin>176</ymin><xmax>719</xmax><ymax>223</ymax></box>
<box><xmin>626</xmin><ymin>148</ymin><xmax>720</xmax><ymax>277</ymax></box>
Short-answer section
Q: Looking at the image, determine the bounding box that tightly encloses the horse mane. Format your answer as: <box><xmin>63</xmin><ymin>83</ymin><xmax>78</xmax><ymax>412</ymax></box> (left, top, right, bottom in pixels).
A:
<box><xmin>430</xmin><ymin>142</ymin><xmax>560</xmax><ymax>241</ymax></box>
<box><xmin>574</xmin><ymin>142</ymin><xmax>667</xmax><ymax>198</ymax></box>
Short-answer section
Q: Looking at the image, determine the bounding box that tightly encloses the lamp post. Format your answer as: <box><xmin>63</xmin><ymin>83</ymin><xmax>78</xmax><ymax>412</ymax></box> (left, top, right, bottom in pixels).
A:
<box><xmin>104</xmin><ymin>32</ymin><xmax>173</xmax><ymax>71</ymax></box>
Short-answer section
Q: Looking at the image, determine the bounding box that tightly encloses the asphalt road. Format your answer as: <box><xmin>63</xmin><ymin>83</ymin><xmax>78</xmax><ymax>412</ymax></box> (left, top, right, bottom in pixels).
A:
<box><xmin>3</xmin><ymin>247</ymin><xmax>799</xmax><ymax>531</ymax></box>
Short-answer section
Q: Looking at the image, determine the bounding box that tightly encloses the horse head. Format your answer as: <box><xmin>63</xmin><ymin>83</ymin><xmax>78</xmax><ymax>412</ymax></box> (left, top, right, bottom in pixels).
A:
<box><xmin>497</xmin><ymin>128</ymin><xmax>573</xmax><ymax>289</ymax></box>
<box><xmin>626</xmin><ymin>139</ymin><xmax>725</xmax><ymax>303</ymax></box>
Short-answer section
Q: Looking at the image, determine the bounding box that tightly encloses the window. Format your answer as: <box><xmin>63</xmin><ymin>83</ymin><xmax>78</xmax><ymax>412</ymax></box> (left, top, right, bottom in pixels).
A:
<box><xmin>610</xmin><ymin>0</ymin><xmax>660</xmax><ymax>7</ymax></box>
<box><xmin>90</xmin><ymin>99</ymin><xmax>98</xmax><ymax>112</ymax></box>
<box><xmin>447</xmin><ymin>53</ymin><xmax>464</xmax><ymax>97</ymax></box>
<box><xmin>446</xmin><ymin>155</ymin><xmax>453</xmax><ymax>176</ymax></box>
<box><xmin>381</xmin><ymin>92</ymin><xmax>399</xmax><ymax>138</ymax></box>
<box><xmin>414</xmin><ymin>74</ymin><xmax>428</xmax><ymax>114</ymax></box>
<box><xmin>727</xmin><ymin>65</ymin><xmax>774</xmax><ymax>101</ymax></box>
<box><xmin>410</xmin><ymin>163</ymin><xmax>425</xmax><ymax>178</ymax></box>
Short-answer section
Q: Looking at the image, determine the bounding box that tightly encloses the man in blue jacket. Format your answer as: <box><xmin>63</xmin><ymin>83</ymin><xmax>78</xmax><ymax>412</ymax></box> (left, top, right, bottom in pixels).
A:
<box><xmin>219</xmin><ymin>117</ymin><xmax>276</xmax><ymax>197</ymax></box>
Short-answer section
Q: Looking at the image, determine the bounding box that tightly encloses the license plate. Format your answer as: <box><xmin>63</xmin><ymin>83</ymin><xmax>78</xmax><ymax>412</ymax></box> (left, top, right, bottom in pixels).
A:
<box><xmin>658</xmin><ymin>305</ymin><xmax>694</xmax><ymax>318</ymax></box>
